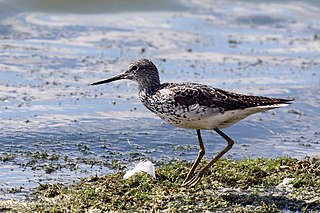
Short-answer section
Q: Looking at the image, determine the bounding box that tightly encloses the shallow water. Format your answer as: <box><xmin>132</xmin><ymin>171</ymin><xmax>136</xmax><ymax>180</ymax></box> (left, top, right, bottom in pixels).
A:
<box><xmin>0</xmin><ymin>0</ymin><xmax>319</xmax><ymax>200</ymax></box>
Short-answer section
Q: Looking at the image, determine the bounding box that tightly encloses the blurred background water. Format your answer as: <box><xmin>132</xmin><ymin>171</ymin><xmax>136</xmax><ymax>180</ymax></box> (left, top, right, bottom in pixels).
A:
<box><xmin>0</xmin><ymin>0</ymin><xmax>319</xmax><ymax>200</ymax></box>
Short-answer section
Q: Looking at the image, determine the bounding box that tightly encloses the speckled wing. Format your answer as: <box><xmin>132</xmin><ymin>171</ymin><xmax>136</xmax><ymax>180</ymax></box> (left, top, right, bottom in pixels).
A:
<box><xmin>164</xmin><ymin>83</ymin><xmax>292</xmax><ymax>112</ymax></box>
<box><xmin>141</xmin><ymin>82</ymin><xmax>292</xmax><ymax>129</ymax></box>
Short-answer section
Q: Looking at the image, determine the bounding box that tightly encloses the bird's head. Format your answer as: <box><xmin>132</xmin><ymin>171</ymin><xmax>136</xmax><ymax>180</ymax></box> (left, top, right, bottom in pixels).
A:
<box><xmin>90</xmin><ymin>59</ymin><xmax>160</xmax><ymax>90</ymax></box>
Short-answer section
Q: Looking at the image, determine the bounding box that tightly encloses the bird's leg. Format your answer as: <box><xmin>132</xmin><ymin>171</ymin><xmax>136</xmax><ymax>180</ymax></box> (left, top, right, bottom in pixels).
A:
<box><xmin>182</xmin><ymin>129</ymin><xmax>205</xmax><ymax>185</ymax></box>
<box><xmin>183</xmin><ymin>127</ymin><xmax>234</xmax><ymax>187</ymax></box>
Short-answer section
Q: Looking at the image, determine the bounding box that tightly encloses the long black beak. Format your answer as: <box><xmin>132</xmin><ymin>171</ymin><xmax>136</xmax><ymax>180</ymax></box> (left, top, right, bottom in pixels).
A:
<box><xmin>90</xmin><ymin>73</ymin><xmax>126</xmax><ymax>86</ymax></box>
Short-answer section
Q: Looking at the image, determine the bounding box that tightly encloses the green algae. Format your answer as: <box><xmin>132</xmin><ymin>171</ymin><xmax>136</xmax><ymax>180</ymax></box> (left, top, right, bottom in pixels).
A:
<box><xmin>1</xmin><ymin>156</ymin><xmax>319</xmax><ymax>212</ymax></box>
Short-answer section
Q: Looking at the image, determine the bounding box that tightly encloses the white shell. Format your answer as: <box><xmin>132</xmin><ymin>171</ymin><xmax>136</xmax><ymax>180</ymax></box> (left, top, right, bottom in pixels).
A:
<box><xmin>123</xmin><ymin>161</ymin><xmax>156</xmax><ymax>179</ymax></box>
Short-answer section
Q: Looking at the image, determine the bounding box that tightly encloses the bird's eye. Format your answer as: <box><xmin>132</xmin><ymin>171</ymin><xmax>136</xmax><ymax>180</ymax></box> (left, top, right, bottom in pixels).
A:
<box><xmin>131</xmin><ymin>65</ymin><xmax>139</xmax><ymax>71</ymax></box>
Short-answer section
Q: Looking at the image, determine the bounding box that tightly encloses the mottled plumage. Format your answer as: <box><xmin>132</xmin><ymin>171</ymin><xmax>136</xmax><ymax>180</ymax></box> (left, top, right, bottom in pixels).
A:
<box><xmin>91</xmin><ymin>58</ymin><xmax>293</xmax><ymax>186</ymax></box>
<box><xmin>139</xmin><ymin>82</ymin><xmax>290</xmax><ymax>130</ymax></box>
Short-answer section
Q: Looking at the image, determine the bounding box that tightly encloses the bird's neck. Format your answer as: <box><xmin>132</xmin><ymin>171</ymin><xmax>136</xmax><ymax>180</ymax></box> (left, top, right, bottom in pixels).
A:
<box><xmin>138</xmin><ymin>79</ymin><xmax>161</xmax><ymax>95</ymax></box>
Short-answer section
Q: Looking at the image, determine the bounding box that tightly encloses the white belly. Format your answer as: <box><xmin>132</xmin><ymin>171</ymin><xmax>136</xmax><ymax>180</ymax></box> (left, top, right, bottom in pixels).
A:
<box><xmin>156</xmin><ymin>104</ymin><xmax>288</xmax><ymax>130</ymax></box>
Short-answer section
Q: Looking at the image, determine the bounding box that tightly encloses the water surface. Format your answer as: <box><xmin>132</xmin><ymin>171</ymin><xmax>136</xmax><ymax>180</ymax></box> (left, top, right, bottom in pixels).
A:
<box><xmin>0</xmin><ymin>0</ymin><xmax>319</xmax><ymax>200</ymax></box>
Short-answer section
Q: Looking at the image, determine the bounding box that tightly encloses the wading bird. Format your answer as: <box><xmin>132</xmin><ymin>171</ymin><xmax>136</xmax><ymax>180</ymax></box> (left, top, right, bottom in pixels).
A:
<box><xmin>91</xmin><ymin>59</ymin><xmax>292</xmax><ymax>186</ymax></box>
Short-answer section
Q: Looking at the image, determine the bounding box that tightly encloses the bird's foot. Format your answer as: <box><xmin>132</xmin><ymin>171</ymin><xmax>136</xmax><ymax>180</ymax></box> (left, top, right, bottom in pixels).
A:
<box><xmin>182</xmin><ymin>171</ymin><xmax>204</xmax><ymax>187</ymax></box>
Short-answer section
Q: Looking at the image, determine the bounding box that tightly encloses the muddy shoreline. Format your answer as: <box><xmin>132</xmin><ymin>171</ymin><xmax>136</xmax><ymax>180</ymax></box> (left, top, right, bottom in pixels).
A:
<box><xmin>1</xmin><ymin>0</ymin><xmax>320</xmax><ymax>202</ymax></box>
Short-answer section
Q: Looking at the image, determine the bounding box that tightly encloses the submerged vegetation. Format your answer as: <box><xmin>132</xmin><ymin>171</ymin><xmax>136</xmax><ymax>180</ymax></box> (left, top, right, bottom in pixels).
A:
<box><xmin>1</xmin><ymin>156</ymin><xmax>319</xmax><ymax>212</ymax></box>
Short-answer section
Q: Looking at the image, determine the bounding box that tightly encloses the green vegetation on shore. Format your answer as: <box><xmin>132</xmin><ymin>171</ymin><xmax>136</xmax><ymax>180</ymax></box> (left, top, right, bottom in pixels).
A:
<box><xmin>1</xmin><ymin>156</ymin><xmax>319</xmax><ymax>212</ymax></box>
